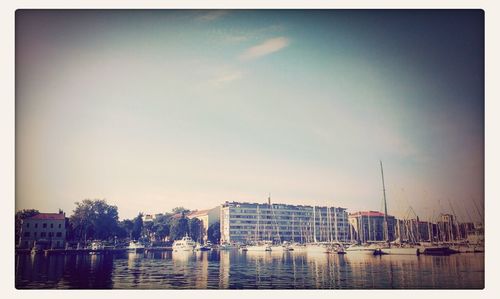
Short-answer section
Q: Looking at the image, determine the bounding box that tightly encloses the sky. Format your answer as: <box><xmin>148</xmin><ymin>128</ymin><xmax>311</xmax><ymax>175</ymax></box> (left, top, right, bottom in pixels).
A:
<box><xmin>15</xmin><ymin>10</ymin><xmax>484</xmax><ymax>221</ymax></box>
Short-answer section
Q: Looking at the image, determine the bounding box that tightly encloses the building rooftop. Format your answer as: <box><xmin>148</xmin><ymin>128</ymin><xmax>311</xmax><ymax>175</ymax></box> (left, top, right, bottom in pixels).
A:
<box><xmin>27</xmin><ymin>213</ymin><xmax>65</xmax><ymax>221</ymax></box>
<box><xmin>349</xmin><ymin>211</ymin><xmax>390</xmax><ymax>217</ymax></box>
<box><xmin>187</xmin><ymin>209</ymin><xmax>211</xmax><ymax>218</ymax></box>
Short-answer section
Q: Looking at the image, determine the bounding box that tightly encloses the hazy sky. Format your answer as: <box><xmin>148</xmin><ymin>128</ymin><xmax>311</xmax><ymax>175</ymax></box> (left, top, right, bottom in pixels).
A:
<box><xmin>16</xmin><ymin>10</ymin><xmax>484</xmax><ymax>221</ymax></box>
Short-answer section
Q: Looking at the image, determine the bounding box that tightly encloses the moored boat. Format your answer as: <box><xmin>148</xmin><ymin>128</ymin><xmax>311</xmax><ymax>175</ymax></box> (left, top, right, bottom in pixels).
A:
<box><xmin>128</xmin><ymin>241</ymin><xmax>145</xmax><ymax>253</ymax></box>
<box><xmin>173</xmin><ymin>235</ymin><xmax>196</xmax><ymax>252</ymax></box>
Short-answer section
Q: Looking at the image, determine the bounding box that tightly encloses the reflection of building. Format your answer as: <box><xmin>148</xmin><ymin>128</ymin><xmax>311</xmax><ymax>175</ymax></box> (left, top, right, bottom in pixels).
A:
<box><xmin>220</xmin><ymin>201</ymin><xmax>349</xmax><ymax>244</ymax></box>
<box><xmin>18</xmin><ymin>211</ymin><xmax>67</xmax><ymax>249</ymax></box>
<box><xmin>348</xmin><ymin>211</ymin><xmax>396</xmax><ymax>243</ymax></box>
<box><xmin>187</xmin><ymin>207</ymin><xmax>220</xmax><ymax>241</ymax></box>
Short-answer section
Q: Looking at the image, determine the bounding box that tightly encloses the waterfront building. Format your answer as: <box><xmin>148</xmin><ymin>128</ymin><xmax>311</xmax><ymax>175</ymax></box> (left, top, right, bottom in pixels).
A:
<box><xmin>348</xmin><ymin>211</ymin><xmax>396</xmax><ymax>243</ymax></box>
<box><xmin>143</xmin><ymin>214</ymin><xmax>155</xmax><ymax>223</ymax></box>
<box><xmin>187</xmin><ymin>207</ymin><xmax>220</xmax><ymax>242</ymax></box>
<box><xmin>18</xmin><ymin>211</ymin><xmax>67</xmax><ymax>249</ymax></box>
<box><xmin>220</xmin><ymin>201</ymin><xmax>349</xmax><ymax>244</ymax></box>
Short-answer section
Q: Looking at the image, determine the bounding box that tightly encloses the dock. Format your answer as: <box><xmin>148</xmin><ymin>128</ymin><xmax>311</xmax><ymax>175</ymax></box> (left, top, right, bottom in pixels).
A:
<box><xmin>16</xmin><ymin>247</ymin><xmax>173</xmax><ymax>256</ymax></box>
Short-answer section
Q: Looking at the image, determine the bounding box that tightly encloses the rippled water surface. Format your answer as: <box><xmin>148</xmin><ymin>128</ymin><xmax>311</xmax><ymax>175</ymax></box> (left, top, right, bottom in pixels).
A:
<box><xmin>15</xmin><ymin>250</ymin><xmax>484</xmax><ymax>289</ymax></box>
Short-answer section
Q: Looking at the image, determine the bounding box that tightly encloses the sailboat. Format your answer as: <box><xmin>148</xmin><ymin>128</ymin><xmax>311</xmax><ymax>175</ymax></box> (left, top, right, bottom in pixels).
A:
<box><xmin>377</xmin><ymin>161</ymin><xmax>421</xmax><ymax>256</ymax></box>
<box><xmin>246</xmin><ymin>205</ymin><xmax>272</xmax><ymax>251</ymax></box>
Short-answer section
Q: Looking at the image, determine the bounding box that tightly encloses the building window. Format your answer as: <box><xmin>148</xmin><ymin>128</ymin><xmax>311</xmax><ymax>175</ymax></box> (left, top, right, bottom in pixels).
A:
<box><xmin>24</xmin><ymin>232</ymin><xmax>30</xmax><ymax>237</ymax></box>
<box><xmin>41</xmin><ymin>232</ymin><xmax>46</xmax><ymax>238</ymax></box>
<box><xmin>34</xmin><ymin>232</ymin><xmax>37</xmax><ymax>237</ymax></box>
<box><xmin>26</xmin><ymin>223</ymin><xmax>30</xmax><ymax>228</ymax></box>
<box><xmin>56</xmin><ymin>232</ymin><xmax>62</xmax><ymax>237</ymax></box>
<box><xmin>35</xmin><ymin>223</ymin><xmax>38</xmax><ymax>228</ymax></box>
<box><xmin>43</xmin><ymin>223</ymin><xmax>47</xmax><ymax>228</ymax></box>
<box><xmin>50</xmin><ymin>223</ymin><xmax>54</xmax><ymax>228</ymax></box>
<box><xmin>49</xmin><ymin>232</ymin><xmax>53</xmax><ymax>237</ymax></box>
<box><xmin>58</xmin><ymin>223</ymin><xmax>61</xmax><ymax>228</ymax></box>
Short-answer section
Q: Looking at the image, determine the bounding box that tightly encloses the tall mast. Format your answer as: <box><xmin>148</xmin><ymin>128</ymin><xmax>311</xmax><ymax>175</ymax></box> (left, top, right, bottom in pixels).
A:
<box><xmin>313</xmin><ymin>206</ymin><xmax>317</xmax><ymax>243</ymax></box>
<box><xmin>380</xmin><ymin>161</ymin><xmax>390</xmax><ymax>244</ymax></box>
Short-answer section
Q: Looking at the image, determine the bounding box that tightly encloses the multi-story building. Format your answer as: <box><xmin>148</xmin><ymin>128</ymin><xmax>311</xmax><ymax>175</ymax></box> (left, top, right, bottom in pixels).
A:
<box><xmin>348</xmin><ymin>211</ymin><xmax>396</xmax><ymax>243</ymax></box>
<box><xmin>18</xmin><ymin>211</ymin><xmax>67</xmax><ymax>249</ymax></box>
<box><xmin>187</xmin><ymin>207</ymin><xmax>220</xmax><ymax>242</ymax></box>
<box><xmin>220</xmin><ymin>201</ymin><xmax>349</xmax><ymax>244</ymax></box>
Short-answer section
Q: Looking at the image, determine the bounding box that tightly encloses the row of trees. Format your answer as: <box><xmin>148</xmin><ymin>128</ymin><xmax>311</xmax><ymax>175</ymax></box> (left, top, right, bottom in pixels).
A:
<box><xmin>16</xmin><ymin>200</ymin><xmax>221</xmax><ymax>245</ymax></box>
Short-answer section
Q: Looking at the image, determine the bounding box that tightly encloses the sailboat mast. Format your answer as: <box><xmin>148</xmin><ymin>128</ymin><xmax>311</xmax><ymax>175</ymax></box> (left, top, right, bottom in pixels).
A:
<box><xmin>380</xmin><ymin>161</ymin><xmax>389</xmax><ymax>243</ymax></box>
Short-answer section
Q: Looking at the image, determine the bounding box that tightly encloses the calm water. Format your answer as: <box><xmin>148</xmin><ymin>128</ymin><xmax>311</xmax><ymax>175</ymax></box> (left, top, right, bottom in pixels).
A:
<box><xmin>15</xmin><ymin>250</ymin><xmax>484</xmax><ymax>289</ymax></box>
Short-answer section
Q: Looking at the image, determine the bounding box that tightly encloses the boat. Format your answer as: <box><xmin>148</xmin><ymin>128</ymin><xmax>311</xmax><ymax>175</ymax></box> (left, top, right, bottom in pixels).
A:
<box><xmin>173</xmin><ymin>235</ymin><xmax>196</xmax><ymax>252</ymax></box>
<box><xmin>195</xmin><ymin>243</ymin><xmax>211</xmax><ymax>251</ymax></box>
<box><xmin>345</xmin><ymin>244</ymin><xmax>378</xmax><ymax>255</ymax></box>
<box><xmin>239</xmin><ymin>245</ymin><xmax>248</xmax><ymax>252</ymax></box>
<box><xmin>421</xmin><ymin>245</ymin><xmax>458</xmax><ymax>256</ymax></box>
<box><xmin>246</xmin><ymin>242</ymin><xmax>272</xmax><ymax>251</ymax></box>
<box><xmin>128</xmin><ymin>241</ymin><xmax>145</xmax><ymax>253</ymax></box>
<box><xmin>270</xmin><ymin>241</ymin><xmax>293</xmax><ymax>252</ymax></box>
<box><xmin>290</xmin><ymin>243</ymin><xmax>307</xmax><ymax>252</ymax></box>
<box><xmin>305</xmin><ymin>242</ymin><xmax>330</xmax><ymax>254</ymax></box>
<box><xmin>383</xmin><ymin>246</ymin><xmax>420</xmax><ymax>255</ymax></box>
<box><xmin>30</xmin><ymin>242</ymin><xmax>44</xmax><ymax>255</ymax></box>
<box><xmin>218</xmin><ymin>243</ymin><xmax>233</xmax><ymax>250</ymax></box>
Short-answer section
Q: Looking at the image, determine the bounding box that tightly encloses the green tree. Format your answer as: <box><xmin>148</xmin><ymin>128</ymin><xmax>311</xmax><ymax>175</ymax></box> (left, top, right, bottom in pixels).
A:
<box><xmin>188</xmin><ymin>218</ymin><xmax>203</xmax><ymax>242</ymax></box>
<box><xmin>207</xmin><ymin>221</ymin><xmax>221</xmax><ymax>244</ymax></box>
<box><xmin>131</xmin><ymin>213</ymin><xmax>143</xmax><ymax>240</ymax></box>
<box><xmin>170</xmin><ymin>217</ymin><xmax>189</xmax><ymax>240</ymax></box>
<box><xmin>151</xmin><ymin>214</ymin><xmax>170</xmax><ymax>241</ymax></box>
<box><xmin>172</xmin><ymin>207</ymin><xmax>190</xmax><ymax>214</ymax></box>
<box><xmin>69</xmin><ymin>199</ymin><xmax>119</xmax><ymax>242</ymax></box>
<box><xmin>119</xmin><ymin>219</ymin><xmax>134</xmax><ymax>238</ymax></box>
<box><xmin>15</xmin><ymin>209</ymin><xmax>39</xmax><ymax>243</ymax></box>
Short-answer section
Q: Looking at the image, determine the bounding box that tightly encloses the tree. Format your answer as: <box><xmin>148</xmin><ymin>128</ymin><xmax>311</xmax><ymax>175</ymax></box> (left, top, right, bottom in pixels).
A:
<box><xmin>15</xmin><ymin>209</ymin><xmax>39</xmax><ymax>243</ymax></box>
<box><xmin>131</xmin><ymin>213</ymin><xmax>143</xmax><ymax>240</ymax></box>
<box><xmin>69</xmin><ymin>199</ymin><xmax>120</xmax><ymax>242</ymax></box>
<box><xmin>207</xmin><ymin>221</ymin><xmax>221</xmax><ymax>244</ymax></box>
<box><xmin>170</xmin><ymin>217</ymin><xmax>189</xmax><ymax>240</ymax></box>
<box><xmin>188</xmin><ymin>218</ymin><xmax>203</xmax><ymax>242</ymax></box>
<box><xmin>171</xmin><ymin>207</ymin><xmax>190</xmax><ymax>214</ymax></box>
<box><xmin>151</xmin><ymin>214</ymin><xmax>170</xmax><ymax>241</ymax></box>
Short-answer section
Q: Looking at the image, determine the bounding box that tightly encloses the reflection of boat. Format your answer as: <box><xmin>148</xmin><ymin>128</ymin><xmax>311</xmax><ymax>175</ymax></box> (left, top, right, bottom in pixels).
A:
<box><xmin>173</xmin><ymin>235</ymin><xmax>196</xmax><ymax>252</ymax></box>
<box><xmin>128</xmin><ymin>241</ymin><xmax>145</xmax><ymax>253</ymax></box>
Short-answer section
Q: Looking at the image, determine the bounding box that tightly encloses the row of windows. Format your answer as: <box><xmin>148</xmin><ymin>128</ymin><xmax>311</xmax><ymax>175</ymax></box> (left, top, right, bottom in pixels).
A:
<box><xmin>26</xmin><ymin>222</ymin><xmax>63</xmax><ymax>229</ymax></box>
<box><xmin>23</xmin><ymin>231</ymin><xmax>63</xmax><ymax>238</ymax></box>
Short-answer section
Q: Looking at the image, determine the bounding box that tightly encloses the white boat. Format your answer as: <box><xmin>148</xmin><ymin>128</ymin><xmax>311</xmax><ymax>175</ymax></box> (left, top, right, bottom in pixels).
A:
<box><xmin>305</xmin><ymin>243</ymin><xmax>330</xmax><ymax>253</ymax></box>
<box><xmin>173</xmin><ymin>235</ymin><xmax>196</xmax><ymax>252</ymax></box>
<box><xmin>382</xmin><ymin>246</ymin><xmax>420</xmax><ymax>255</ymax></box>
<box><xmin>290</xmin><ymin>243</ymin><xmax>307</xmax><ymax>252</ymax></box>
<box><xmin>195</xmin><ymin>243</ymin><xmax>211</xmax><ymax>251</ymax></box>
<box><xmin>246</xmin><ymin>243</ymin><xmax>272</xmax><ymax>251</ymax></box>
<box><xmin>91</xmin><ymin>241</ymin><xmax>104</xmax><ymax>250</ymax></box>
<box><xmin>128</xmin><ymin>241</ymin><xmax>145</xmax><ymax>253</ymax></box>
<box><xmin>345</xmin><ymin>244</ymin><xmax>378</xmax><ymax>254</ymax></box>
<box><xmin>218</xmin><ymin>243</ymin><xmax>233</xmax><ymax>250</ymax></box>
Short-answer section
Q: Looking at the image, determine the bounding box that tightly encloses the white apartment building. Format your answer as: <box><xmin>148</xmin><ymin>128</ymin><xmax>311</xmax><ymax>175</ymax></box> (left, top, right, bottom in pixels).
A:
<box><xmin>220</xmin><ymin>201</ymin><xmax>349</xmax><ymax>244</ymax></box>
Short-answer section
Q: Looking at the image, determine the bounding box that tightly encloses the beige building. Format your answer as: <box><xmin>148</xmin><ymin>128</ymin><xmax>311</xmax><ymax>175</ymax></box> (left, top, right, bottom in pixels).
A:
<box><xmin>187</xmin><ymin>207</ymin><xmax>220</xmax><ymax>241</ymax></box>
<box><xmin>18</xmin><ymin>211</ymin><xmax>67</xmax><ymax>249</ymax></box>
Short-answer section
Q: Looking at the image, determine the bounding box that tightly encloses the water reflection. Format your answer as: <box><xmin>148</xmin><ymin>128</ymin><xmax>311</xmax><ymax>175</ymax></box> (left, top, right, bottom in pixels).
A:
<box><xmin>15</xmin><ymin>251</ymin><xmax>484</xmax><ymax>289</ymax></box>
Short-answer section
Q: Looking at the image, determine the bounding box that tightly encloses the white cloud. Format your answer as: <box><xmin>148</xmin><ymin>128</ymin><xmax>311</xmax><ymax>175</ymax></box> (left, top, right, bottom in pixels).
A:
<box><xmin>210</xmin><ymin>69</ymin><xmax>243</xmax><ymax>87</ymax></box>
<box><xmin>196</xmin><ymin>10</ymin><xmax>229</xmax><ymax>22</ymax></box>
<box><xmin>239</xmin><ymin>37</ymin><xmax>290</xmax><ymax>61</ymax></box>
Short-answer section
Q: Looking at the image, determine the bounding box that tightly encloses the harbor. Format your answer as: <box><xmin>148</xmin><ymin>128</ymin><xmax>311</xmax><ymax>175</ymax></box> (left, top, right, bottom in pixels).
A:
<box><xmin>15</xmin><ymin>248</ymin><xmax>484</xmax><ymax>289</ymax></box>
